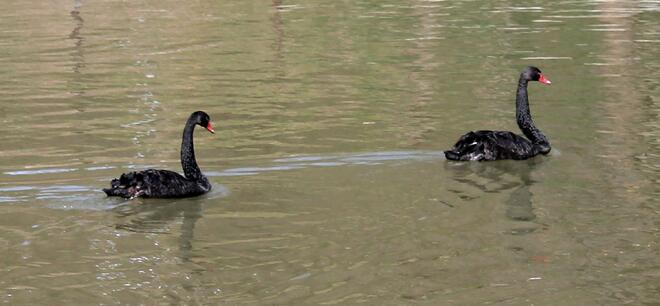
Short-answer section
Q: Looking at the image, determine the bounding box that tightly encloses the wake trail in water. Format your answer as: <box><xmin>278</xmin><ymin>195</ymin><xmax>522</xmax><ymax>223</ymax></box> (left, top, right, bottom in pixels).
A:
<box><xmin>207</xmin><ymin>150</ymin><xmax>447</xmax><ymax>177</ymax></box>
<box><xmin>0</xmin><ymin>150</ymin><xmax>447</xmax><ymax>209</ymax></box>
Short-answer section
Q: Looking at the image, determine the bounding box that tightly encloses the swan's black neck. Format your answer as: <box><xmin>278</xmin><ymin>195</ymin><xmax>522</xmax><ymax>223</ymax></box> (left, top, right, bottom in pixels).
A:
<box><xmin>181</xmin><ymin>117</ymin><xmax>203</xmax><ymax>180</ymax></box>
<box><xmin>516</xmin><ymin>77</ymin><xmax>549</xmax><ymax>146</ymax></box>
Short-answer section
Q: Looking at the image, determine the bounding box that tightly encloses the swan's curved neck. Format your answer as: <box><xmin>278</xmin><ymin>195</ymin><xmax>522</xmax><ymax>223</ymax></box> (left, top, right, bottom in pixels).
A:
<box><xmin>181</xmin><ymin>118</ymin><xmax>202</xmax><ymax>180</ymax></box>
<box><xmin>516</xmin><ymin>78</ymin><xmax>549</xmax><ymax>145</ymax></box>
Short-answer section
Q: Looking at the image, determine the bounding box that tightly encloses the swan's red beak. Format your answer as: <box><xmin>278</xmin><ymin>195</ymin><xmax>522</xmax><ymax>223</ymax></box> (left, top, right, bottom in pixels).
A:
<box><xmin>206</xmin><ymin>122</ymin><xmax>215</xmax><ymax>134</ymax></box>
<box><xmin>538</xmin><ymin>74</ymin><xmax>551</xmax><ymax>85</ymax></box>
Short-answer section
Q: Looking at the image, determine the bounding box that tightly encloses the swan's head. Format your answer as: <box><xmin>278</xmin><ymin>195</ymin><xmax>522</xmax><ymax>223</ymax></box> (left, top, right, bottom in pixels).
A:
<box><xmin>523</xmin><ymin>66</ymin><xmax>551</xmax><ymax>85</ymax></box>
<box><xmin>192</xmin><ymin>111</ymin><xmax>215</xmax><ymax>134</ymax></box>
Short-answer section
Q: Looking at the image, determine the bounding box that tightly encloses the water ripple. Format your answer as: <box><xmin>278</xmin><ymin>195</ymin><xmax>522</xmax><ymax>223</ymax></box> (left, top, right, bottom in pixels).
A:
<box><xmin>209</xmin><ymin>151</ymin><xmax>446</xmax><ymax>177</ymax></box>
<box><xmin>4</xmin><ymin>168</ymin><xmax>77</xmax><ymax>176</ymax></box>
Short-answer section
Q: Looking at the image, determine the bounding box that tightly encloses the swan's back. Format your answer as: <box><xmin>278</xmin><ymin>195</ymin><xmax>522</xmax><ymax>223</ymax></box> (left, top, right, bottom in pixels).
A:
<box><xmin>445</xmin><ymin>130</ymin><xmax>538</xmax><ymax>161</ymax></box>
<box><xmin>103</xmin><ymin>169</ymin><xmax>211</xmax><ymax>198</ymax></box>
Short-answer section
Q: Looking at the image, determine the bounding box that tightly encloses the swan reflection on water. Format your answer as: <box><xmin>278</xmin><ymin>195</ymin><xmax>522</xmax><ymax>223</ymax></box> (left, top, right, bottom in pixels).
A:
<box><xmin>443</xmin><ymin>158</ymin><xmax>548</xmax><ymax>234</ymax></box>
<box><xmin>114</xmin><ymin>199</ymin><xmax>202</xmax><ymax>261</ymax></box>
<box><xmin>112</xmin><ymin>185</ymin><xmax>229</xmax><ymax>262</ymax></box>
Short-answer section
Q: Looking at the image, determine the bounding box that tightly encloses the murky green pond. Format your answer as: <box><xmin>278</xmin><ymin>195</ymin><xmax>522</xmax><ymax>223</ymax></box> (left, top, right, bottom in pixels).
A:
<box><xmin>0</xmin><ymin>0</ymin><xmax>658</xmax><ymax>304</ymax></box>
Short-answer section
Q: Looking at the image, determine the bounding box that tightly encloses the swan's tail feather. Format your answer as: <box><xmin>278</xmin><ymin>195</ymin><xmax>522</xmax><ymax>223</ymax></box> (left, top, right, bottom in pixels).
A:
<box><xmin>445</xmin><ymin>132</ymin><xmax>488</xmax><ymax>161</ymax></box>
<box><xmin>444</xmin><ymin>150</ymin><xmax>461</xmax><ymax>161</ymax></box>
<box><xmin>103</xmin><ymin>186</ymin><xmax>128</xmax><ymax>197</ymax></box>
<box><xmin>103</xmin><ymin>173</ymin><xmax>144</xmax><ymax>198</ymax></box>
<box><xmin>103</xmin><ymin>185</ymin><xmax>137</xmax><ymax>198</ymax></box>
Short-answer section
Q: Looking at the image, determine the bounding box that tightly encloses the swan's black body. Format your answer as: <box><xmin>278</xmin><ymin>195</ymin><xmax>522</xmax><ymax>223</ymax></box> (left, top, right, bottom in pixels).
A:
<box><xmin>103</xmin><ymin>111</ymin><xmax>214</xmax><ymax>199</ymax></box>
<box><xmin>445</xmin><ymin>67</ymin><xmax>552</xmax><ymax>161</ymax></box>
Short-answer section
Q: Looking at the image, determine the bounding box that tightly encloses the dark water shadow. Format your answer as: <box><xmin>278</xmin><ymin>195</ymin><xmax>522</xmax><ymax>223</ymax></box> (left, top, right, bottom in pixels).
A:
<box><xmin>69</xmin><ymin>2</ymin><xmax>85</xmax><ymax>73</ymax></box>
<box><xmin>271</xmin><ymin>0</ymin><xmax>285</xmax><ymax>72</ymax></box>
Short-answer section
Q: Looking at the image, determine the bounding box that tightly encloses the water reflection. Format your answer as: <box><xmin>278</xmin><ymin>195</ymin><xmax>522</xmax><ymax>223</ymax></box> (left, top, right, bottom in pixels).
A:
<box><xmin>445</xmin><ymin>159</ymin><xmax>545</xmax><ymax>229</ymax></box>
<box><xmin>68</xmin><ymin>0</ymin><xmax>86</xmax><ymax>97</ymax></box>
<box><xmin>113</xmin><ymin>198</ymin><xmax>203</xmax><ymax>262</ymax></box>
<box><xmin>271</xmin><ymin>0</ymin><xmax>285</xmax><ymax>64</ymax></box>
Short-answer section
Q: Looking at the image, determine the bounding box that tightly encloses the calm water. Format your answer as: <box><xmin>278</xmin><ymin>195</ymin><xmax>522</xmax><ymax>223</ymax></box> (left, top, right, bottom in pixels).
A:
<box><xmin>0</xmin><ymin>0</ymin><xmax>658</xmax><ymax>304</ymax></box>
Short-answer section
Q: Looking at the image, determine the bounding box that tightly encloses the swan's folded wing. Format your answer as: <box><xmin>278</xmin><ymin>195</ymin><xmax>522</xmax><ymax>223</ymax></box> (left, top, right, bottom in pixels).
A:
<box><xmin>488</xmin><ymin>131</ymin><xmax>535</xmax><ymax>159</ymax></box>
<box><xmin>139</xmin><ymin>169</ymin><xmax>209</xmax><ymax>198</ymax></box>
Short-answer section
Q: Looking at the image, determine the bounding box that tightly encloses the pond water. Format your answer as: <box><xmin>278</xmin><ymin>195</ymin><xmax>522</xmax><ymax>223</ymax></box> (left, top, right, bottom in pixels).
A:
<box><xmin>0</xmin><ymin>0</ymin><xmax>658</xmax><ymax>304</ymax></box>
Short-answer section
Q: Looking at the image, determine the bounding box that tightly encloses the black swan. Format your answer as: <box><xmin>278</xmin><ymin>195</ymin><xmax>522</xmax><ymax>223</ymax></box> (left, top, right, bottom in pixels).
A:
<box><xmin>103</xmin><ymin>111</ymin><xmax>215</xmax><ymax>199</ymax></box>
<box><xmin>444</xmin><ymin>66</ymin><xmax>552</xmax><ymax>161</ymax></box>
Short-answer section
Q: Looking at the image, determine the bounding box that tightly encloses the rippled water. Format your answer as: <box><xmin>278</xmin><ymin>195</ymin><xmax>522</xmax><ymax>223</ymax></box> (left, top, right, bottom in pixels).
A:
<box><xmin>0</xmin><ymin>0</ymin><xmax>658</xmax><ymax>304</ymax></box>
